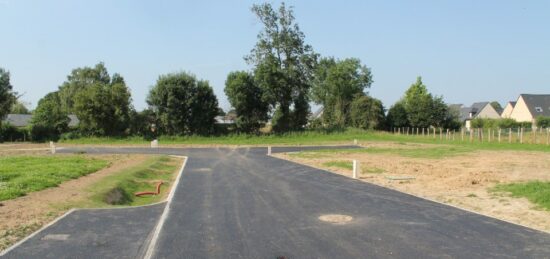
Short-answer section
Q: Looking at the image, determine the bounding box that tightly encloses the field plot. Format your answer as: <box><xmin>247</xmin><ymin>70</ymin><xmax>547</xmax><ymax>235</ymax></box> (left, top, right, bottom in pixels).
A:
<box><xmin>275</xmin><ymin>141</ymin><xmax>550</xmax><ymax>232</ymax></box>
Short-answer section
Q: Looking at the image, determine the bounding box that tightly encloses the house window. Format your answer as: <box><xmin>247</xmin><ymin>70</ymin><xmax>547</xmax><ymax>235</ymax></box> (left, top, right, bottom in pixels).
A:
<box><xmin>535</xmin><ymin>107</ymin><xmax>543</xmax><ymax>112</ymax></box>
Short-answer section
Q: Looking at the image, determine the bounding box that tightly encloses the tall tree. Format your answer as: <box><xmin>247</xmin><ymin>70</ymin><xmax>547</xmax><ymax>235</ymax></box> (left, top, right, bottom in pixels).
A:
<box><xmin>147</xmin><ymin>72</ymin><xmax>219</xmax><ymax>135</ymax></box>
<box><xmin>224</xmin><ymin>71</ymin><xmax>269</xmax><ymax>133</ymax></box>
<box><xmin>349</xmin><ymin>94</ymin><xmax>385</xmax><ymax>130</ymax></box>
<box><xmin>311</xmin><ymin>57</ymin><xmax>373</xmax><ymax>128</ymax></box>
<box><xmin>58</xmin><ymin>63</ymin><xmax>111</xmax><ymax>113</ymax></box>
<box><xmin>10</xmin><ymin>100</ymin><xmax>30</xmax><ymax>114</ymax></box>
<box><xmin>74</xmin><ymin>76</ymin><xmax>132</xmax><ymax>136</ymax></box>
<box><xmin>246</xmin><ymin>2</ymin><xmax>318</xmax><ymax>132</ymax></box>
<box><xmin>0</xmin><ymin>68</ymin><xmax>16</xmax><ymax>123</ymax></box>
<box><xmin>490</xmin><ymin>101</ymin><xmax>503</xmax><ymax>113</ymax></box>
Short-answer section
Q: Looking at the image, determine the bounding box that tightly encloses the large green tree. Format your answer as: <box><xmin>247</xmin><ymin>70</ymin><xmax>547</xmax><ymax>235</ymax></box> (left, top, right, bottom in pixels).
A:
<box><xmin>224</xmin><ymin>71</ymin><xmax>269</xmax><ymax>133</ymax></box>
<box><xmin>401</xmin><ymin>77</ymin><xmax>449</xmax><ymax>128</ymax></box>
<box><xmin>311</xmin><ymin>57</ymin><xmax>373</xmax><ymax>128</ymax></box>
<box><xmin>0</xmin><ymin>68</ymin><xmax>16</xmax><ymax>123</ymax></box>
<box><xmin>58</xmin><ymin>63</ymin><xmax>112</xmax><ymax>113</ymax></box>
<box><xmin>74</xmin><ymin>74</ymin><xmax>132</xmax><ymax>136</ymax></box>
<box><xmin>147</xmin><ymin>72</ymin><xmax>219</xmax><ymax>135</ymax></box>
<box><xmin>246</xmin><ymin>2</ymin><xmax>318</xmax><ymax>132</ymax></box>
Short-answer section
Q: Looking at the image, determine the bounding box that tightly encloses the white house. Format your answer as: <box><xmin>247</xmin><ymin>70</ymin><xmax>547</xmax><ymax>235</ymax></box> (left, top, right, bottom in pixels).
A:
<box><xmin>501</xmin><ymin>101</ymin><xmax>516</xmax><ymax>118</ymax></box>
<box><xmin>459</xmin><ymin>102</ymin><xmax>501</xmax><ymax>130</ymax></box>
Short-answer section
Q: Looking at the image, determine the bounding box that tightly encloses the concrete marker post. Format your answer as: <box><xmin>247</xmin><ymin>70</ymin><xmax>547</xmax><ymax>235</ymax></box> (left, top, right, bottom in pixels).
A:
<box><xmin>49</xmin><ymin>141</ymin><xmax>56</xmax><ymax>154</ymax></box>
<box><xmin>267</xmin><ymin>146</ymin><xmax>272</xmax><ymax>155</ymax></box>
<box><xmin>352</xmin><ymin>160</ymin><xmax>358</xmax><ymax>179</ymax></box>
<box><xmin>353</xmin><ymin>139</ymin><xmax>358</xmax><ymax>145</ymax></box>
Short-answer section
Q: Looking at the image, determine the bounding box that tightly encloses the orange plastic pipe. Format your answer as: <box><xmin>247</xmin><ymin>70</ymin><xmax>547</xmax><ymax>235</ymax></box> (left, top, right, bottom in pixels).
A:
<box><xmin>135</xmin><ymin>181</ymin><xmax>163</xmax><ymax>197</ymax></box>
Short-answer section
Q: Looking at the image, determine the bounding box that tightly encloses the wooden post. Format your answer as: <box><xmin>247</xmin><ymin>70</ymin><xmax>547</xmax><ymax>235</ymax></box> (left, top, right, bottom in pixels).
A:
<box><xmin>498</xmin><ymin>128</ymin><xmax>501</xmax><ymax>143</ymax></box>
<box><xmin>439</xmin><ymin>128</ymin><xmax>442</xmax><ymax>140</ymax></box>
<box><xmin>461</xmin><ymin>128</ymin><xmax>464</xmax><ymax>141</ymax></box>
<box><xmin>422</xmin><ymin>128</ymin><xmax>425</xmax><ymax>137</ymax></box>
<box><xmin>508</xmin><ymin>128</ymin><xmax>512</xmax><ymax>143</ymax></box>
<box><xmin>520</xmin><ymin>128</ymin><xmax>524</xmax><ymax>144</ymax></box>
<box><xmin>533</xmin><ymin>128</ymin><xmax>537</xmax><ymax>144</ymax></box>
<box><xmin>433</xmin><ymin>128</ymin><xmax>436</xmax><ymax>139</ymax></box>
<box><xmin>481</xmin><ymin>128</ymin><xmax>484</xmax><ymax>143</ymax></box>
<box><xmin>547</xmin><ymin>128</ymin><xmax>549</xmax><ymax>145</ymax></box>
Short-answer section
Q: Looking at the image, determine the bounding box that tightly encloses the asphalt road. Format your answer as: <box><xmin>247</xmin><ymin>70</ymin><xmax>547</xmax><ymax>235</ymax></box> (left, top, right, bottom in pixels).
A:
<box><xmin>3</xmin><ymin>146</ymin><xmax>550</xmax><ymax>258</ymax></box>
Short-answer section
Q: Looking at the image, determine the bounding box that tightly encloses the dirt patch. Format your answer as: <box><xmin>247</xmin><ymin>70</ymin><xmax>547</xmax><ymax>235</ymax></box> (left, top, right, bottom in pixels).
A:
<box><xmin>275</xmin><ymin>148</ymin><xmax>550</xmax><ymax>233</ymax></box>
<box><xmin>0</xmin><ymin>154</ymin><xmax>148</xmax><ymax>251</ymax></box>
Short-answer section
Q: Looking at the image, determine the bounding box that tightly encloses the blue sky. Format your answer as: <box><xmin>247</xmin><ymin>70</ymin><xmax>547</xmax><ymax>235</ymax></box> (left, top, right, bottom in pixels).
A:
<box><xmin>1</xmin><ymin>0</ymin><xmax>549</xmax><ymax>111</ymax></box>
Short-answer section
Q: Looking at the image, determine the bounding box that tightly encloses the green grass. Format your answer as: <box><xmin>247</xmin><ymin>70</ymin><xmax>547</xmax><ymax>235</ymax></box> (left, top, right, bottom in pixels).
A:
<box><xmin>492</xmin><ymin>181</ymin><xmax>550</xmax><ymax>210</ymax></box>
<box><xmin>0</xmin><ymin>156</ymin><xmax>109</xmax><ymax>201</ymax></box>
<box><xmin>59</xmin><ymin>129</ymin><xmax>550</xmax><ymax>153</ymax></box>
<box><xmin>78</xmin><ymin>155</ymin><xmax>179</xmax><ymax>207</ymax></box>
<box><xmin>322</xmin><ymin>160</ymin><xmax>353</xmax><ymax>170</ymax></box>
<box><xmin>293</xmin><ymin>145</ymin><xmax>473</xmax><ymax>159</ymax></box>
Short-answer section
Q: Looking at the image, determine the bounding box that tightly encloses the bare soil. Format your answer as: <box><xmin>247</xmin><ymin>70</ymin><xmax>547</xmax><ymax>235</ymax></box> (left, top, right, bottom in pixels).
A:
<box><xmin>275</xmin><ymin>143</ymin><xmax>550</xmax><ymax>233</ymax></box>
<box><xmin>0</xmin><ymin>154</ymin><xmax>155</xmax><ymax>251</ymax></box>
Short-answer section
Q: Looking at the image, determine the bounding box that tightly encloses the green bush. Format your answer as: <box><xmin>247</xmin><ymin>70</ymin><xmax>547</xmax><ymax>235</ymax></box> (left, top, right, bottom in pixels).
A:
<box><xmin>29</xmin><ymin>124</ymin><xmax>60</xmax><ymax>142</ymax></box>
<box><xmin>0</xmin><ymin>123</ymin><xmax>28</xmax><ymax>142</ymax></box>
<box><xmin>470</xmin><ymin>118</ymin><xmax>531</xmax><ymax>129</ymax></box>
<box><xmin>536</xmin><ymin>116</ymin><xmax>550</xmax><ymax>128</ymax></box>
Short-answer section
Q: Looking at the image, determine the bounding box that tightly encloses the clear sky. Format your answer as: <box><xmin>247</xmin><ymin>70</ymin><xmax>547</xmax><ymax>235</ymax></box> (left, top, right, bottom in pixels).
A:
<box><xmin>1</xmin><ymin>0</ymin><xmax>549</xmax><ymax>111</ymax></box>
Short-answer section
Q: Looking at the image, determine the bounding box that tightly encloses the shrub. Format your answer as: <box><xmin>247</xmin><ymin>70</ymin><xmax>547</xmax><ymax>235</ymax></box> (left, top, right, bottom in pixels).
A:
<box><xmin>0</xmin><ymin>123</ymin><xmax>28</xmax><ymax>142</ymax></box>
<box><xmin>536</xmin><ymin>116</ymin><xmax>550</xmax><ymax>128</ymax></box>
<box><xmin>29</xmin><ymin>124</ymin><xmax>60</xmax><ymax>142</ymax></box>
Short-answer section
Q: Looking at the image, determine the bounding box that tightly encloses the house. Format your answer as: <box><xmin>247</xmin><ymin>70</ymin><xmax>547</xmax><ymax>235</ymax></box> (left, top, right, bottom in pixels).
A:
<box><xmin>509</xmin><ymin>94</ymin><xmax>550</xmax><ymax>125</ymax></box>
<box><xmin>501</xmin><ymin>101</ymin><xmax>516</xmax><ymax>118</ymax></box>
<box><xmin>2</xmin><ymin>114</ymin><xmax>80</xmax><ymax>128</ymax></box>
<box><xmin>458</xmin><ymin>102</ymin><xmax>501</xmax><ymax>130</ymax></box>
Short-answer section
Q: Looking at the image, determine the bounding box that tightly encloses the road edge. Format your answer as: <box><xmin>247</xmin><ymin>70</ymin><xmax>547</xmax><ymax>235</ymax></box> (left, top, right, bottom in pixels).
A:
<box><xmin>142</xmin><ymin>155</ymin><xmax>188</xmax><ymax>259</ymax></box>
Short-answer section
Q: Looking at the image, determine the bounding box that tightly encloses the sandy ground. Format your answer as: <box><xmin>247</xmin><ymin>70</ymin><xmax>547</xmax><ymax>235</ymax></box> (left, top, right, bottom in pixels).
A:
<box><xmin>275</xmin><ymin>143</ymin><xmax>550</xmax><ymax>233</ymax></box>
<box><xmin>0</xmin><ymin>154</ymin><xmax>175</xmax><ymax>251</ymax></box>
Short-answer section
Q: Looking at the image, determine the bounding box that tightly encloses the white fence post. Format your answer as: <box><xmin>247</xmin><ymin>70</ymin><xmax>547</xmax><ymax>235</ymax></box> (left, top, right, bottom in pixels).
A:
<box><xmin>352</xmin><ymin>160</ymin><xmax>358</xmax><ymax>179</ymax></box>
<box><xmin>267</xmin><ymin>146</ymin><xmax>272</xmax><ymax>155</ymax></box>
<box><xmin>353</xmin><ymin>139</ymin><xmax>358</xmax><ymax>145</ymax></box>
<box><xmin>151</xmin><ymin>139</ymin><xmax>159</xmax><ymax>148</ymax></box>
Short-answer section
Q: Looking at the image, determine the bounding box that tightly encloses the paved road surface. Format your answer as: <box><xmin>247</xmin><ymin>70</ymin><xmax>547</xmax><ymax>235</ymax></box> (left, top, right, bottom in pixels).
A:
<box><xmin>3</xmin><ymin>146</ymin><xmax>550</xmax><ymax>258</ymax></box>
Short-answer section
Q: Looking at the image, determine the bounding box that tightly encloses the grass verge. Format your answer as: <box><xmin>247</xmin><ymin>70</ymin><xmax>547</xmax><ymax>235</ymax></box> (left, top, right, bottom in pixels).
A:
<box><xmin>73</xmin><ymin>155</ymin><xmax>180</xmax><ymax>207</ymax></box>
<box><xmin>322</xmin><ymin>160</ymin><xmax>352</xmax><ymax>170</ymax></box>
<box><xmin>492</xmin><ymin>181</ymin><xmax>550</xmax><ymax>210</ymax></box>
<box><xmin>0</xmin><ymin>155</ymin><xmax>109</xmax><ymax>201</ymax></box>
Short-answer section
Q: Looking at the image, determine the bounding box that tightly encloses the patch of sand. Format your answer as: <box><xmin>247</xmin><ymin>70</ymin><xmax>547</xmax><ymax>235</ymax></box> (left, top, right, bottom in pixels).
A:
<box><xmin>276</xmin><ymin>148</ymin><xmax>550</xmax><ymax>233</ymax></box>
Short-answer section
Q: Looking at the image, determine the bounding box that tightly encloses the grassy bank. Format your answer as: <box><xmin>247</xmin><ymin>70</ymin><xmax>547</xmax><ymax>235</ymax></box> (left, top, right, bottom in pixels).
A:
<box><xmin>0</xmin><ymin>156</ymin><xmax>109</xmax><ymax>201</ymax></box>
<box><xmin>74</xmin><ymin>155</ymin><xmax>181</xmax><ymax>207</ymax></box>
<box><xmin>492</xmin><ymin>181</ymin><xmax>550</xmax><ymax>211</ymax></box>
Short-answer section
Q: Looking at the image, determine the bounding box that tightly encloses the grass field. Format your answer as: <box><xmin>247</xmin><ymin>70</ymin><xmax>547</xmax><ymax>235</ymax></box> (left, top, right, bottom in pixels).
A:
<box><xmin>0</xmin><ymin>156</ymin><xmax>109</xmax><ymax>201</ymax></box>
<box><xmin>58</xmin><ymin>129</ymin><xmax>550</xmax><ymax>153</ymax></box>
<box><xmin>492</xmin><ymin>181</ymin><xmax>550</xmax><ymax>211</ymax></box>
<box><xmin>76</xmin><ymin>155</ymin><xmax>180</xmax><ymax>207</ymax></box>
<box><xmin>291</xmin><ymin>145</ymin><xmax>473</xmax><ymax>159</ymax></box>
<box><xmin>322</xmin><ymin>160</ymin><xmax>353</xmax><ymax>170</ymax></box>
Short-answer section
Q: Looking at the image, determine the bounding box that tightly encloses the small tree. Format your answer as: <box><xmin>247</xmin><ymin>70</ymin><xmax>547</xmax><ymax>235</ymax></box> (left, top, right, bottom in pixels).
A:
<box><xmin>147</xmin><ymin>72</ymin><xmax>219</xmax><ymax>135</ymax></box>
<box><xmin>386</xmin><ymin>102</ymin><xmax>409</xmax><ymax>128</ymax></box>
<box><xmin>349</xmin><ymin>94</ymin><xmax>385</xmax><ymax>130</ymax></box>
<box><xmin>224</xmin><ymin>71</ymin><xmax>269</xmax><ymax>133</ymax></box>
<box><xmin>30</xmin><ymin>92</ymin><xmax>70</xmax><ymax>141</ymax></box>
